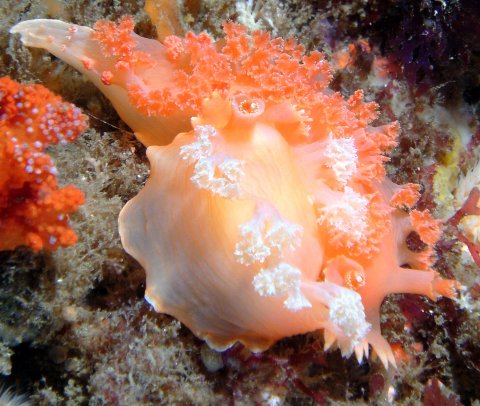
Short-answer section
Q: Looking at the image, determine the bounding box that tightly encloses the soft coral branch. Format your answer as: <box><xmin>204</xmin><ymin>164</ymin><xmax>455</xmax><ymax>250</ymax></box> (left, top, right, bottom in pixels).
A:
<box><xmin>0</xmin><ymin>76</ymin><xmax>87</xmax><ymax>251</ymax></box>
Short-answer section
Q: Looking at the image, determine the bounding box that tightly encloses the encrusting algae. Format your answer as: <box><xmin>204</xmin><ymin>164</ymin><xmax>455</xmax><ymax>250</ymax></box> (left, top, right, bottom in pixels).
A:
<box><xmin>9</xmin><ymin>13</ymin><xmax>460</xmax><ymax>371</ymax></box>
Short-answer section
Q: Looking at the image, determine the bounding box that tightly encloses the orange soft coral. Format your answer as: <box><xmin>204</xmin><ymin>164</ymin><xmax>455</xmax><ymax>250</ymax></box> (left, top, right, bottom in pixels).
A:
<box><xmin>11</xmin><ymin>18</ymin><xmax>459</xmax><ymax>368</ymax></box>
<box><xmin>0</xmin><ymin>76</ymin><xmax>87</xmax><ymax>251</ymax></box>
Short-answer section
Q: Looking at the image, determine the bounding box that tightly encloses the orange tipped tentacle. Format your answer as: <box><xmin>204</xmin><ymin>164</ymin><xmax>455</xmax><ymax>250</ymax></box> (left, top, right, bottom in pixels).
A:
<box><xmin>432</xmin><ymin>275</ymin><xmax>462</xmax><ymax>299</ymax></box>
<box><xmin>410</xmin><ymin>209</ymin><xmax>442</xmax><ymax>246</ymax></box>
<box><xmin>390</xmin><ymin>183</ymin><xmax>421</xmax><ymax>209</ymax></box>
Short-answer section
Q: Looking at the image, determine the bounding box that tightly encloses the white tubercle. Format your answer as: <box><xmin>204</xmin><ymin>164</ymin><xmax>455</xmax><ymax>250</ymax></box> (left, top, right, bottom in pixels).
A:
<box><xmin>328</xmin><ymin>288</ymin><xmax>371</xmax><ymax>350</ymax></box>
<box><xmin>253</xmin><ymin>263</ymin><xmax>311</xmax><ymax>311</ymax></box>
<box><xmin>317</xmin><ymin>186</ymin><xmax>369</xmax><ymax>246</ymax></box>
<box><xmin>180</xmin><ymin>124</ymin><xmax>244</xmax><ymax>199</ymax></box>
<box><xmin>323</xmin><ymin>133</ymin><xmax>358</xmax><ymax>187</ymax></box>
<box><xmin>179</xmin><ymin>124</ymin><xmax>216</xmax><ymax>163</ymax></box>
<box><xmin>234</xmin><ymin>204</ymin><xmax>309</xmax><ymax>311</ymax></box>
<box><xmin>234</xmin><ymin>207</ymin><xmax>303</xmax><ymax>265</ymax></box>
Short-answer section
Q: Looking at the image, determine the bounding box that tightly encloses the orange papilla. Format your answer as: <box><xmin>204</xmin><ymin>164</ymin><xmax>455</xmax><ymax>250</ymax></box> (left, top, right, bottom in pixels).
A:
<box><xmin>0</xmin><ymin>76</ymin><xmax>87</xmax><ymax>252</ymax></box>
<box><xmin>94</xmin><ymin>19</ymin><xmax>334</xmax><ymax>120</ymax></box>
<box><xmin>347</xmin><ymin>90</ymin><xmax>379</xmax><ymax>126</ymax></box>
<box><xmin>127</xmin><ymin>84</ymin><xmax>178</xmax><ymax>117</ymax></box>
<box><xmin>390</xmin><ymin>183</ymin><xmax>421</xmax><ymax>209</ymax></box>
<box><xmin>81</xmin><ymin>56</ymin><xmax>95</xmax><ymax>70</ymax></box>
<box><xmin>235</xmin><ymin>32</ymin><xmax>332</xmax><ymax>106</ymax></box>
<box><xmin>351</xmin><ymin>122</ymin><xmax>399</xmax><ymax>186</ymax></box>
<box><xmin>309</xmin><ymin>90</ymin><xmax>388</xmax><ymax>147</ymax></box>
<box><xmin>326</xmin><ymin>192</ymin><xmax>390</xmax><ymax>259</ymax></box>
<box><xmin>128</xmin><ymin>29</ymin><xmax>232</xmax><ymax>115</ymax></box>
<box><xmin>308</xmin><ymin>93</ymin><xmax>359</xmax><ymax>141</ymax></box>
<box><xmin>101</xmin><ymin>70</ymin><xmax>114</xmax><ymax>85</ymax></box>
<box><xmin>360</xmin><ymin>192</ymin><xmax>392</xmax><ymax>257</ymax></box>
<box><xmin>92</xmin><ymin>16</ymin><xmax>137</xmax><ymax>58</ymax></box>
<box><xmin>373</xmin><ymin>121</ymin><xmax>400</xmax><ymax>153</ymax></box>
<box><xmin>353</xmin><ymin>138</ymin><xmax>387</xmax><ymax>185</ymax></box>
<box><xmin>164</xmin><ymin>35</ymin><xmax>185</xmax><ymax>62</ymax></box>
<box><xmin>432</xmin><ymin>276</ymin><xmax>461</xmax><ymax>299</ymax></box>
<box><xmin>410</xmin><ymin>247</ymin><xmax>435</xmax><ymax>270</ymax></box>
<box><xmin>92</xmin><ymin>16</ymin><xmax>153</xmax><ymax>72</ymax></box>
<box><xmin>333</xmin><ymin>48</ymin><xmax>354</xmax><ymax>70</ymax></box>
<box><xmin>325</xmin><ymin>192</ymin><xmax>391</xmax><ymax>259</ymax></box>
<box><xmin>410</xmin><ymin>209</ymin><xmax>442</xmax><ymax>246</ymax></box>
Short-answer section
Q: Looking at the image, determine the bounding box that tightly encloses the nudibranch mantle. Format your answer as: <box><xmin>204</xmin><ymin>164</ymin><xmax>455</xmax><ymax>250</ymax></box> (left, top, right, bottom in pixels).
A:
<box><xmin>11</xmin><ymin>17</ymin><xmax>459</xmax><ymax>368</ymax></box>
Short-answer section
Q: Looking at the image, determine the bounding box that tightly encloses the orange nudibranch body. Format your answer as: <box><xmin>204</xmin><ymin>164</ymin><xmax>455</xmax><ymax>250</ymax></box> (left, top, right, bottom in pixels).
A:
<box><xmin>11</xmin><ymin>17</ymin><xmax>459</xmax><ymax>368</ymax></box>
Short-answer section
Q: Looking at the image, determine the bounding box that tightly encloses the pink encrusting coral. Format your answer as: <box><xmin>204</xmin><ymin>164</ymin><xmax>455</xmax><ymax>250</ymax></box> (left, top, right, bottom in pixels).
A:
<box><xmin>0</xmin><ymin>76</ymin><xmax>87</xmax><ymax>252</ymax></box>
<box><xmin>11</xmin><ymin>17</ymin><xmax>460</xmax><ymax>368</ymax></box>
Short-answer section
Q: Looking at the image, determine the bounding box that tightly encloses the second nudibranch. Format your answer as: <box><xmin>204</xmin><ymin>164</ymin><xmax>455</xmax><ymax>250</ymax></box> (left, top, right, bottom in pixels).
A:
<box><xmin>11</xmin><ymin>17</ymin><xmax>459</xmax><ymax>369</ymax></box>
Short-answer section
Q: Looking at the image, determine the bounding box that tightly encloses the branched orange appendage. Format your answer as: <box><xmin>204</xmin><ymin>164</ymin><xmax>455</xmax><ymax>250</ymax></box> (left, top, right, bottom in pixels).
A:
<box><xmin>163</xmin><ymin>35</ymin><xmax>185</xmax><ymax>62</ymax></box>
<box><xmin>100</xmin><ymin>70</ymin><xmax>114</xmax><ymax>85</ymax></box>
<box><xmin>0</xmin><ymin>76</ymin><xmax>87</xmax><ymax>252</ymax></box>
<box><xmin>411</xmin><ymin>247</ymin><xmax>436</xmax><ymax>270</ymax></box>
<box><xmin>90</xmin><ymin>19</ymin><xmax>335</xmax><ymax>122</ymax></box>
<box><xmin>318</xmin><ymin>191</ymin><xmax>392</xmax><ymax>259</ymax></box>
<box><xmin>92</xmin><ymin>16</ymin><xmax>136</xmax><ymax>58</ymax></box>
<box><xmin>410</xmin><ymin>209</ymin><xmax>442</xmax><ymax>246</ymax></box>
<box><xmin>372</xmin><ymin>121</ymin><xmax>400</xmax><ymax>154</ymax></box>
<box><xmin>347</xmin><ymin>90</ymin><xmax>379</xmax><ymax>125</ymax></box>
<box><xmin>390</xmin><ymin>183</ymin><xmax>421</xmax><ymax>209</ymax></box>
<box><xmin>92</xmin><ymin>16</ymin><xmax>154</xmax><ymax>74</ymax></box>
<box><xmin>362</xmin><ymin>193</ymin><xmax>393</xmax><ymax>256</ymax></box>
<box><xmin>432</xmin><ymin>274</ymin><xmax>462</xmax><ymax>299</ymax></box>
